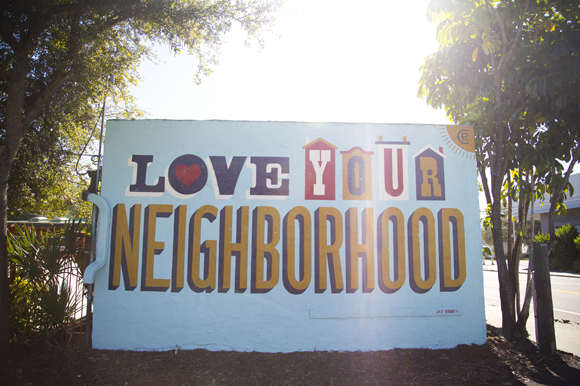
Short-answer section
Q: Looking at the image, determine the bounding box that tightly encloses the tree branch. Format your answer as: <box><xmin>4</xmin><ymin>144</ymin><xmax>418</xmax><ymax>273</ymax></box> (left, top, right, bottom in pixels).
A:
<box><xmin>479</xmin><ymin>154</ymin><xmax>493</xmax><ymax>208</ymax></box>
<box><xmin>485</xmin><ymin>0</ymin><xmax>509</xmax><ymax>56</ymax></box>
<box><xmin>21</xmin><ymin>68</ymin><xmax>72</xmax><ymax>135</ymax></box>
<box><xmin>69</xmin><ymin>0</ymin><xmax>85</xmax><ymax>50</ymax></box>
<box><xmin>497</xmin><ymin>0</ymin><xmax>529</xmax><ymax>75</ymax></box>
<box><xmin>485</xmin><ymin>0</ymin><xmax>529</xmax><ymax>77</ymax></box>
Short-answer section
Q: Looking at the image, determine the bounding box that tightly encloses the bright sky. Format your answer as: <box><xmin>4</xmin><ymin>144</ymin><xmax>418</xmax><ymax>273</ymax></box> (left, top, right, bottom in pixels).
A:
<box><xmin>128</xmin><ymin>0</ymin><xmax>580</xmax><ymax>216</ymax></box>
<box><xmin>130</xmin><ymin>0</ymin><xmax>451</xmax><ymax>125</ymax></box>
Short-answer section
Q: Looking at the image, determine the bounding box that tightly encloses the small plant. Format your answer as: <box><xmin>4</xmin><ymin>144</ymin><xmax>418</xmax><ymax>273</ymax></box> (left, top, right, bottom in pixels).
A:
<box><xmin>534</xmin><ymin>232</ymin><xmax>550</xmax><ymax>243</ymax></box>
<box><xmin>8</xmin><ymin>221</ymin><xmax>86</xmax><ymax>343</ymax></box>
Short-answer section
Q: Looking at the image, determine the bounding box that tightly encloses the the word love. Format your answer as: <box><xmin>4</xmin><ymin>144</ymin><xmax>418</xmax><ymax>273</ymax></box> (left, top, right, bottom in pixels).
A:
<box><xmin>126</xmin><ymin>154</ymin><xmax>289</xmax><ymax>199</ymax></box>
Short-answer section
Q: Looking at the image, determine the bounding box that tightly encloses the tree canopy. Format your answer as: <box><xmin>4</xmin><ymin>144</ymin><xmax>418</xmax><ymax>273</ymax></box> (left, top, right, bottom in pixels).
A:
<box><xmin>5</xmin><ymin>51</ymin><xmax>143</xmax><ymax>219</ymax></box>
<box><xmin>0</xmin><ymin>0</ymin><xmax>280</xmax><ymax>358</ymax></box>
<box><xmin>419</xmin><ymin>0</ymin><xmax>580</xmax><ymax>348</ymax></box>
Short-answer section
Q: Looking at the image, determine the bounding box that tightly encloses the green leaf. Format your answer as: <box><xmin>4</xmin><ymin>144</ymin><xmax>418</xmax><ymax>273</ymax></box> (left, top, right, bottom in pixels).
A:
<box><xmin>482</xmin><ymin>41</ymin><xmax>493</xmax><ymax>55</ymax></box>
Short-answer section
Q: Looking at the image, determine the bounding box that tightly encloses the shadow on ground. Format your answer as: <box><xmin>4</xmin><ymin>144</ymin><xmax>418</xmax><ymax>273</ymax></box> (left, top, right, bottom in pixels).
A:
<box><xmin>3</xmin><ymin>325</ymin><xmax>579</xmax><ymax>386</ymax></box>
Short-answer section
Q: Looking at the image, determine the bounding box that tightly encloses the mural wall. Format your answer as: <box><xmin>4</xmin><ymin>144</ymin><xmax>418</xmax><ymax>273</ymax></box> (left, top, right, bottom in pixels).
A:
<box><xmin>90</xmin><ymin>120</ymin><xmax>486</xmax><ymax>352</ymax></box>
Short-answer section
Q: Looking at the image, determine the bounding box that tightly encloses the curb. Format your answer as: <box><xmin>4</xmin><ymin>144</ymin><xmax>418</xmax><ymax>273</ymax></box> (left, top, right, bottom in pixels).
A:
<box><xmin>482</xmin><ymin>266</ymin><xmax>580</xmax><ymax>279</ymax></box>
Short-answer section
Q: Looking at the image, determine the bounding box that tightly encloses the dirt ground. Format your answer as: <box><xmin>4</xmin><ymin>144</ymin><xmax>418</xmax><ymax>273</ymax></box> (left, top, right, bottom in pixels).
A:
<box><xmin>3</xmin><ymin>325</ymin><xmax>580</xmax><ymax>386</ymax></box>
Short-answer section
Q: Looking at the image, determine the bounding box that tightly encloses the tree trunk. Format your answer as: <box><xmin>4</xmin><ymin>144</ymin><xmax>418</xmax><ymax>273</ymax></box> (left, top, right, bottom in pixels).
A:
<box><xmin>0</xmin><ymin>177</ymin><xmax>8</xmax><ymax>364</ymax></box>
<box><xmin>517</xmin><ymin>182</ymin><xmax>531</xmax><ymax>312</ymax></box>
<box><xmin>511</xmin><ymin>234</ymin><xmax>522</xmax><ymax>313</ymax></box>
<box><xmin>0</xmin><ymin>148</ymin><xmax>16</xmax><ymax>362</ymax></box>
<box><xmin>507</xmin><ymin>187</ymin><xmax>522</xmax><ymax>325</ymax></box>
<box><xmin>535</xmin><ymin>147</ymin><xmax>580</xmax><ymax>352</ymax></box>
<box><xmin>516</xmin><ymin>270</ymin><xmax>534</xmax><ymax>338</ymax></box>
<box><xmin>0</xmin><ymin>57</ymin><xmax>26</xmax><ymax>359</ymax></box>
<box><xmin>491</xmin><ymin>185</ymin><xmax>516</xmax><ymax>339</ymax></box>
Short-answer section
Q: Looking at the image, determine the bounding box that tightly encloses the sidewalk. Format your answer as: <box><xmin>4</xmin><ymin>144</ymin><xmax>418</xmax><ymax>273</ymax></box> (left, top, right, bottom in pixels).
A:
<box><xmin>483</xmin><ymin>259</ymin><xmax>580</xmax><ymax>358</ymax></box>
<box><xmin>483</xmin><ymin>259</ymin><xmax>580</xmax><ymax>278</ymax></box>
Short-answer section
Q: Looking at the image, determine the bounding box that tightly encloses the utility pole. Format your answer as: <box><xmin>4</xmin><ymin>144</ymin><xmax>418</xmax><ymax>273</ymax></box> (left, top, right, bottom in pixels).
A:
<box><xmin>84</xmin><ymin>75</ymin><xmax>112</xmax><ymax>346</ymax></box>
<box><xmin>534</xmin><ymin>242</ymin><xmax>557</xmax><ymax>354</ymax></box>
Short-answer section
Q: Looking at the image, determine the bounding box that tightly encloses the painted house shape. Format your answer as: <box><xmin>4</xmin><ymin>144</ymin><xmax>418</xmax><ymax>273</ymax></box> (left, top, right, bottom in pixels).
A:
<box><xmin>375</xmin><ymin>135</ymin><xmax>410</xmax><ymax>201</ymax></box>
<box><xmin>340</xmin><ymin>147</ymin><xmax>374</xmax><ymax>200</ymax></box>
<box><xmin>413</xmin><ymin>145</ymin><xmax>446</xmax><ymax>201</ymax></box>
<box><xmin>303</xmin><ymin>138</ymin><xmax>337</xmax><ymax>200</ymax></box>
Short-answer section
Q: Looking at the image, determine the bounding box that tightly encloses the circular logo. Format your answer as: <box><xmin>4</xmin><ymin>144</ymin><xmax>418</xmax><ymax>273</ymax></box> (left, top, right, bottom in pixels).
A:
<box><xmin>457</xmin><ymin>130</ymin><xmax>470</xmax><ymax>145</ymax></box>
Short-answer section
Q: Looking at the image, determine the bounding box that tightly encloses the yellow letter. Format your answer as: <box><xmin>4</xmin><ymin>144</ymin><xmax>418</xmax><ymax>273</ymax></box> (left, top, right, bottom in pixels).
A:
<box><xmin>141</xmin><ymin>204</ymin><xmax>173</xmax><ymax>291</ymax></box>
<box><xmin>251</xmin><ymin>206</ymin><xmax>280</xmax><ymax>293</ymax></box>
<box><xmin>409</xmin><ymin>208</ymin><xmax>436</xmax><ymax>293</ymax></box>
<box><xmin>315</xmin><ymin>207</ymin><xmax>344</xmax><ymax>293</ymax></box>
<box><xmin>188</xmin><ymin>205</ymin><xmax>218</xmax><ymax>292</ymax></box>
<box><xmin>109</xmin><ymin>204</ymin><xmax>141</xmax><ymax>290</ymax></box>
<box><xmin>377</xmin><ymin>207</ymin><xmax>405</xmax><ymax>293</ymax></box>
<box><xmin>283</xmin><ymin>206</ymin><xmax>312</xmax><ymax>294</ymax></box>
<box><xmin>218</xmin><ymin>206</ymin><xmax>249</xmax><ymax>293</ymax></box>
<box><xmin>439</xmin><ymin>208</ymin><xmax>466</xmax><ymax>291</ymax></box>
<box><xmin>171</xmin><ymin>205</ymin><xmax>187</xmax><ymax>292</ymax></box>
<box><xmin>420</xmin><ymin>157</ymin><xmax>442</xmax><ymax>197</ymax></box>
<box><xmin>345</xmin><ymin>208</ymin><xmax>375</xmax><ymax>293</ymax></box>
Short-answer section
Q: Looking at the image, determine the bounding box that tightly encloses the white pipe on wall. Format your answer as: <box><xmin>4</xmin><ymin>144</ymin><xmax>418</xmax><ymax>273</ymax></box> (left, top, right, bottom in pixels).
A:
<box><xmin>83</xmin><ymin>193</ymin><xmax>112</xmax><ymax>284</ymax></box>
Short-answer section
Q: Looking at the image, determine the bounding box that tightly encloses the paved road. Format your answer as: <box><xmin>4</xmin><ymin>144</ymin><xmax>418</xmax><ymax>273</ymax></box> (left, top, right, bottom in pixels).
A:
<box><xmin>483</xmin><ymin>261</ymin><xmax>580</xmax><ymax>356</ymax></box>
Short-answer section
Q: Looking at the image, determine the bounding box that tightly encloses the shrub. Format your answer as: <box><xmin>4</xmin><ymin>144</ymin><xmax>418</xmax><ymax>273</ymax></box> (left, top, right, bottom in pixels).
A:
<box><xmin>535</xmin><ymin>224</ymin><xmax>580</xmax><ymax>271</ymax></box>
<box><xmin>8</xmin><ymin>221</ymin><xmax>86</xmax><ymax>343</ymax></box>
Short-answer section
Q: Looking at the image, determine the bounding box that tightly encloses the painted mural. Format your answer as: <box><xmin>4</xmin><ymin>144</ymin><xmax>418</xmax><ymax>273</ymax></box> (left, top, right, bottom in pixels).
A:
<box><xmin>88</xmin><ymin>120</ymin><xmax>485</xmax><ymax>352</ymax></box>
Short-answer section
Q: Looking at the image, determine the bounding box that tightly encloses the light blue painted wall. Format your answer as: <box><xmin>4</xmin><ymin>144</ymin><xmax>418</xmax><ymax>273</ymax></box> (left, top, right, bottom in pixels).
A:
<box><xmin>91</xmin><ymin>120</ymin><xmax>486</xmax><ymax>352</ymax></box>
